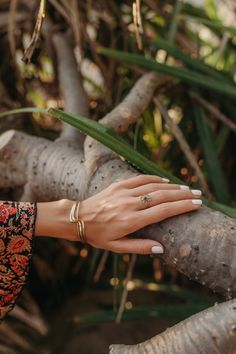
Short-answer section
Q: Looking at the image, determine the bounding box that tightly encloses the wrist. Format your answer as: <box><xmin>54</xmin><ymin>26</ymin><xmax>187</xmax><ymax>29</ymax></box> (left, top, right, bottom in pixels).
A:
<box><xmin>35</xmin><ymin>199</ymin><xmax>77</xmax><ymax>241</ymax></box>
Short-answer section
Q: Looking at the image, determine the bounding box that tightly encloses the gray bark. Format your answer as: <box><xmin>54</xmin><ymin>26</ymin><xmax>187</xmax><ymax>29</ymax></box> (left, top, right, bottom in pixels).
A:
<box><xmin>110</xmin><ymin>299</ymin><xmax>236</xmax><ymax>354</ymax></box>
<box><xmin>52</xmin><ymin>31</ymin><xmax>89</xmax><ymax>145</ymax></box>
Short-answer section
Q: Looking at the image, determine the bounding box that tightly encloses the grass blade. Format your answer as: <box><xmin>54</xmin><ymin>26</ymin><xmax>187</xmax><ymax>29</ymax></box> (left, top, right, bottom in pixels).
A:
<box><xmin>151</xmin><ymin>38</ymin><xmax>232</xmax><ymax>82</ymax></box>
<box><xmin>193</xmin><ymin>104</ymin><xmax>230</xmax><ymax>204</ymax></box>
<box><xmin>178</xmin><ymin>14</ymin><xmax>236</xmax><ymax>35</ymax></box>
<box><xmin>98</xmin><ymin>48</ymin><xmax>236</xmax><ymax>98</ymax></box>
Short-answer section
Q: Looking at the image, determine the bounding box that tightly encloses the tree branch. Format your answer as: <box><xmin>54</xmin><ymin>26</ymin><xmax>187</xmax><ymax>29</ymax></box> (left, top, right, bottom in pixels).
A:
<box><xmin>154</xmin><ymin>97</ymin><xmax>213</xmax><ymax>199</ymax></box>
<box><xmin>52</xmin><ymin>32</ymin><xmax>89</xmax><ymax>145</ymax></box>
<box><xmin>84</xmin><ymin>72</ymin><xmax>168</xmax><ymax>176</ymax></box>
<box><xmin>110</xmin><ymin>298</ymin><xmax>236</xmax><ymax>354</ymax></box>
<box><xmin>190</xmin><ymin>91</ymin><xmax>236</xmax><ymax>134</ymax></box>
<box><xmin>0</xmin><ymin>129</ymin><xmax>236</xmax><ymax>296</ymax></box>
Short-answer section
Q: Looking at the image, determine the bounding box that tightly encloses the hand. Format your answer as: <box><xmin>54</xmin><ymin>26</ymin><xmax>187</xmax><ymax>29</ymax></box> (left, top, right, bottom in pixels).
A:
<box><xmin>78</xmin><ymin>175</ymin><xmax>202</xmax><ymax>254</ymax></box>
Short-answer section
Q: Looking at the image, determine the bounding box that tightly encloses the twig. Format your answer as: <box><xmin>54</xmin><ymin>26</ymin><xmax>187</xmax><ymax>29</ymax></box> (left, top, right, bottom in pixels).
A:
<box><xmin>215</xmin><ymin>32</ymin><xmax>230</xmax><ymax>65</ymax></box>
<box><xmin>190</xmin><ymin>91</ymin><xmax>236</xmax><ymax>134</ymax></box>
<box><xmin>115</xmin><ymin>254</ymin><xmax>137</xmax><ymax>324</ymax></box>
<box><xmin>93</xmin><ymin>250</ymin><xmax>109</xmax><ymax>283</ymax></box>
<box><xmin>8</xmin><ymin>0</ymin><xmax>18</xmax><ymax>59</ymax></box>
<box><xmin>154</xmin><ymin>97</ymin><xmax>213</xmax><ymax>199</ymax></box>
<box><xmin>132</xmin><ymin>0</ymin><xmax>143</xmax><ymax>50</ymax></box>
<box><xmin>70</xmin><ymin>0</ymin><xmax>82</xmax><ymax>48</ymax></box>
<box><xmin>48</xmin><ymin>0</ymin><xmax>71</xmax><ymax>24</ymax></box>
<box><xmin>22</xmin><ymin>0</ymin><xmax>46</xmax><ymax>63</ymax></box>
<box><xmin>10</xmin><ymin>305</ymin><xmax>48</xmax><ymax>336</ymax></box>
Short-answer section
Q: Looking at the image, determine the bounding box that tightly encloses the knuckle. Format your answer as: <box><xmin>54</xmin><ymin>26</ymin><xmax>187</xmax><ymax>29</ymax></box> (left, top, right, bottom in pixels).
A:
<box><xmin>158</xmin><ymin>204</ymin><xmax>170</xmax><ymax>216</ymax></box>
<box><xmin>155</xmin><ymin>190</ymin><xmax>165</xmax><ymax>200</ymax></box>
<box><xmin>109</xmin><ymin>182</ymin><xmax>119</xmax><ymax>191</ymax></box>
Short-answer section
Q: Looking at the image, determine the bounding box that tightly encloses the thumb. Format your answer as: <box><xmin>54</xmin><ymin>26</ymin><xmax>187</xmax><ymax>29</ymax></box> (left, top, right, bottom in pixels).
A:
<box><xmin>111</xmin><ymin>237</ymin><xmax>164</xmax><ymax>255</ymax></box>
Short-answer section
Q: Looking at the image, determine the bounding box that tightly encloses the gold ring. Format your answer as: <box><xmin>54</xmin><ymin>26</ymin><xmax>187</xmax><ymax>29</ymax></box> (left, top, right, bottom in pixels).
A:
<box><xmin>140</xmin><ymin>194</ymin><xmax>152</xmax><ymax>207</ymax></box>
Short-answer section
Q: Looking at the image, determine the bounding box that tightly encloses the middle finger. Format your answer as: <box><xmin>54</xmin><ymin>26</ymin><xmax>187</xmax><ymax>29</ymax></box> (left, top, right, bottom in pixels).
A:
<box><xmin>130</xmin><ymin>183</ymin><xmax>189</xmax><ymax>197</ymax></box>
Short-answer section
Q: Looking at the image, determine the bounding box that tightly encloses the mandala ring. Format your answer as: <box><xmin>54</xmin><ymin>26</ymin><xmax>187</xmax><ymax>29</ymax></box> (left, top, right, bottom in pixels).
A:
<box><xmin>140</xmin><ymin>194</ymin><xmax>152</xmax><ymax>208</ymax></box>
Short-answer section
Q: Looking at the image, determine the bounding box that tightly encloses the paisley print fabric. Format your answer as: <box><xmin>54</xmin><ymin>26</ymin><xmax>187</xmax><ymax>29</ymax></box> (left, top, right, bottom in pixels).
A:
<box><xmin>0</xmin><ymin>201</ymin><xmax>36</xmax><ymax>320</ymax></box>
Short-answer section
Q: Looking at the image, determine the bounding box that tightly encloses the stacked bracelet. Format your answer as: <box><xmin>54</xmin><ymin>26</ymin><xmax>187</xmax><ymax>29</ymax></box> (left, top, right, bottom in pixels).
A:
<box><xmin>69</xmin><ymin>201</ymin><xmax>86</xmax><ymax>243</ymax></box>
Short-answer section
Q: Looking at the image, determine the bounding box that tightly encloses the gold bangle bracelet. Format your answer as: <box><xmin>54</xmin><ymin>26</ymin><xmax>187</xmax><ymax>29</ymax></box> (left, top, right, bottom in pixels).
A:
<box><xmin>70</xmin><ymin>201</ymin><xmax>80</xmax><ymax>222</ymax></box>
<box><xmin>70</xmin><ymin>201</ymin><xmax>86</xmax><ymax>243</ymax></box>
<box><xmin>78</xmin><ymin>219</ymin><xmax>86</xmax><ymax>243</ymax></box>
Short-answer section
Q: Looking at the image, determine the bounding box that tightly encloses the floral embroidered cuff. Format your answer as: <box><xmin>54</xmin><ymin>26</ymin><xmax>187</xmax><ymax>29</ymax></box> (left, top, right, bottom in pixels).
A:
<box><xmin>0</xmin><ymin>201</ymin><xmax>37</xmax><ymax>320</ymax></box>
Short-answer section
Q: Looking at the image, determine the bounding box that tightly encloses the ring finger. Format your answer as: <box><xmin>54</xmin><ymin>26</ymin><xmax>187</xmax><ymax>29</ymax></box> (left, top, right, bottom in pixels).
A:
<box><xmin>135</xmin><ymin>189</ymin><xmax>202</xmax><ymax>210</ymax></box>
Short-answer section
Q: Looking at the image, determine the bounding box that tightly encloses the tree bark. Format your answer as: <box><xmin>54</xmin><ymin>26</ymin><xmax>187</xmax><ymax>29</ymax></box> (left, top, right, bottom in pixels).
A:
<box><xmin>109</xmin><ymin>299</ymin><xmax>236</xmax><ymax>354</ymax></box>
<box><xmin>52</xmin><ymin>31</ymin><xmax>89</xmax><ymax>145</ymax></box>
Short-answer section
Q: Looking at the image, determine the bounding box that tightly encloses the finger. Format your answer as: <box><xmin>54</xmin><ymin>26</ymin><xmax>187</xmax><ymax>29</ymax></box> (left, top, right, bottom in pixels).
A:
<box><xmin>130</xmin><ymin>183</ymin><xmax>189</xmax><ymax>196</ymax></box>
<box><xmin>110</xmin><ymin>237</ymin><xmax>164</xmax><ymax>255</ymax></box>
<box><xmin>135</xmin><ymin>189</ymin><xmax>202</xmax><ymax>210</ymax></box>
<box><xmin>119</xmin><ymin>174</ymin><xmax>169</xmax><ymax>189</ymax></box>
<box><xmin>137</xmin><ymin>199</ymin><xmax>202</xmax><ymax>228</ymax></box>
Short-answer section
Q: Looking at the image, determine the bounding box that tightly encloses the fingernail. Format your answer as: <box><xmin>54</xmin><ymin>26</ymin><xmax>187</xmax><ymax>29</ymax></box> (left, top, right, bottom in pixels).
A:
<box><xmin>151</xmin><ymin>246</ymin><xmax>164</xmax><ymax>254</ymax></box>
<box><xmin>180</xmin><ymin>185</ymin><xmax>189</xmax><ymax>190</ymax></box>
<box><xmin>191</xmin><ymin>189</ymin><xmax>202</xmax><ymax>196</ymax></box>
<box><xmin>162</xmin><ymin>178</ymin><xmax>170</xmax><ymax>183</ymax></box>
<box><xmin>192</xmin><ymin>199</ymin><xmax>202</xmax><ymax>205</ymax></box>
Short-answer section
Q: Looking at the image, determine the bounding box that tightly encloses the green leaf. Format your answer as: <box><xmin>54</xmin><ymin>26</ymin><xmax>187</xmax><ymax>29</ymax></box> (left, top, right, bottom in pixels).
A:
<box><xmin>0</xmin><ymin>107</ymin><xmax>47</xmax><ymax>117</ymax></box>
<box><xmin>151</xmin><ymin>38</ymin><xmax>232</xmax><ymax>82</ymax></box>
<box><xmin>167</xmin><ymin>0</ymin><xmax>183</xmax><ymax>43</ymax></box>
<box><xmin>98</xmin><ymin>48</ymin><xmax>236</xmax><ymax>98</ymax></box>
<box><xmin>193</xmin><ymin>103</ymin><xmax>230</xmax><ymax>204</ymax></box>
<box><xmin>178</xmin><ymin>14</ymin><xmax>236</xmax><ymax>35</ymax></box>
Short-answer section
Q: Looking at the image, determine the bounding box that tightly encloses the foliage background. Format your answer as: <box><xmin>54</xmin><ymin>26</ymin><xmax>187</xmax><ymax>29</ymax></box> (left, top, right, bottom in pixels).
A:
<box><xmin>0</xmin><ymin>0</ymin><xmax>235</xmax><ymax>353</ymax></box>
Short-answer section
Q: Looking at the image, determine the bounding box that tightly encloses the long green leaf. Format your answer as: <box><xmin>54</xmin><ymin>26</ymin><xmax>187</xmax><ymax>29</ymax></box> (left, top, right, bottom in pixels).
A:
<box><xmin>98</xmin><ymin>48</ymin><xmax>236</xmax><ymax>98</ymax></box>
<box><xmin>151</xmin><ymin>38</ymin><xmax>232</xmax><ymax>82</ymax></box>
<box><xmin>178</xmin><ymin>14</ymin><xmax>236</xmax><ymax>35</ymax></box>
<box><xmin>193</xmin><ymin>103</ymin><xmax>230</xmax><ymax>204</ymax></box>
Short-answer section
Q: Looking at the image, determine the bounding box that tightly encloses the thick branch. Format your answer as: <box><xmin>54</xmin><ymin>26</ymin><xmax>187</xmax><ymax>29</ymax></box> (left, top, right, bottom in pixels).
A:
<box><xmin>52</xmin><ymin>32</ymin><xmax>89</xmax><ymax>145</ymax></box>
<box><xmin>100</xmin><ymin>72</ymin><xmax>166</xmax><ymax>131</ymax></box>
<box><xmin>84</xmin><ymin>72</ymin><xmax>167</xmax><ymax>176</ymax></box>
<box><xmin>0</xmin><ymin>130</ymin><xmax>87</xmax><ymax>201</ymax></box>
<box><xmin>1</xmin><ymin>129</ymin><xmax>236</xmax><ymax>296</ymax></box>
<box><xmin>110</xmin><ymin>299</ymin><xmax>236</xmax><ymax>354</ymax></box>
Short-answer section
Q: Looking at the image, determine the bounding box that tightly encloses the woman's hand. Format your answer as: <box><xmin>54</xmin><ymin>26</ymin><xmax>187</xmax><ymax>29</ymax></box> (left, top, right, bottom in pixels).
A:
<box><xmin>35</xmin><ymin>175</ymin><xmax>202</xmax><ymax>255</ymax></box>
<box><xmin>78</xmin><ymin>175</ymin><xmax>202</xmax><ymax>254</ymax></box>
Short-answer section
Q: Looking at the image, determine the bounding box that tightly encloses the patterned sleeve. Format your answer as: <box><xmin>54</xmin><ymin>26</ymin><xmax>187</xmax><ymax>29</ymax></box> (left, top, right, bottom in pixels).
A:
<box><xmin>0</xmin><ymin>201</ymin><xmax>37</xmax><ymax>320</ymax></box>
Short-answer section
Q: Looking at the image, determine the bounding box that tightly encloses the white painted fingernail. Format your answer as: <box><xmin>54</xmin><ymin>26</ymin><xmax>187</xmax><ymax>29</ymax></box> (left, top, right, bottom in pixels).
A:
<box><xmin>192</xmin><ymin>199</ymin><xmax>202</xmax><ymax>205</ymax></box>
<box><xmin>162</xmin><ymin>178</ymin><xmax>170</xmax><ymax>182</ymax></box>
<box><xmin>151</xmin><ymin>246</ymin><xmax>164</xmax><ymax>254</ymax></box>
<box><xmin>180</xmin><ymin>185</ymin><xmax>189</xmax><ymax>190</ymax></box>
<box><xmin>191</xmin><ymin>189</ymin><xmax>202</xmax><ymax>196</ymax></box>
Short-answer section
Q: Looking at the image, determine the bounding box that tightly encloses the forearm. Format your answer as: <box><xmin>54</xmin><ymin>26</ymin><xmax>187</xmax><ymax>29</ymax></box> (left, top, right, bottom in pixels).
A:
<box><xmin>35</xmin><ymin>199</ymin><xmax>76</xmax><ymax>241</ymax></box>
